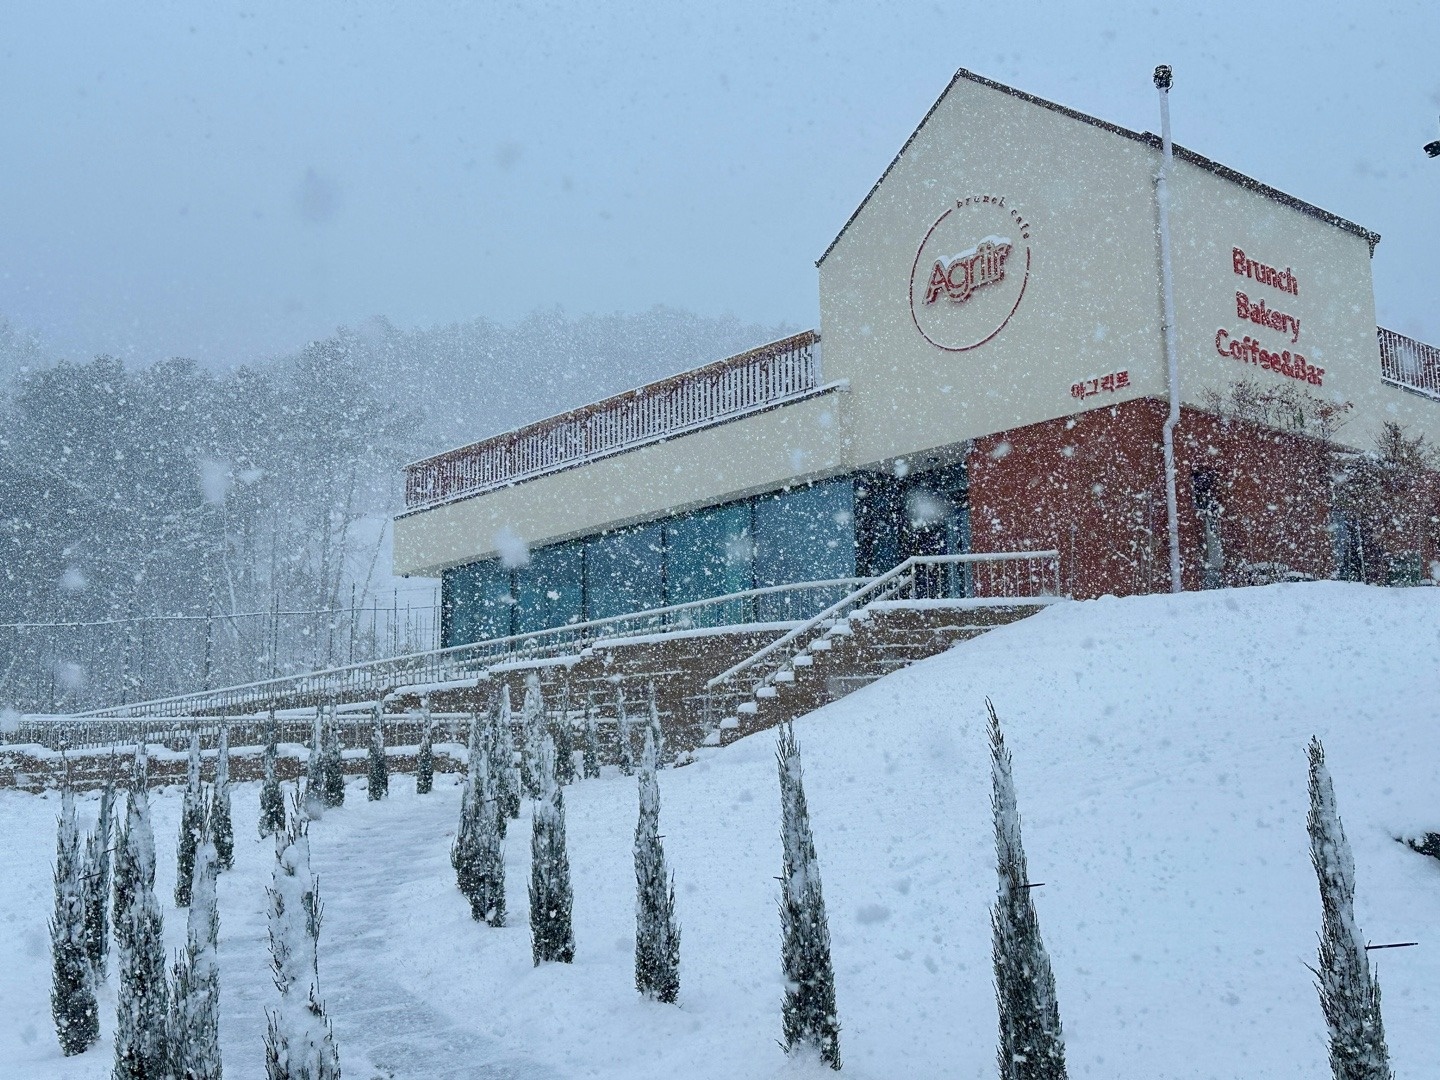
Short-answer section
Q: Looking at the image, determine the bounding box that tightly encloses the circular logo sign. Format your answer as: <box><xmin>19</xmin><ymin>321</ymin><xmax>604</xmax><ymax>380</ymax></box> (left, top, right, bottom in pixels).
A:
<box><xmin>909</xmin><ymin>195</ymin><xmax>1033</xmax><ymax>352</ymax></box>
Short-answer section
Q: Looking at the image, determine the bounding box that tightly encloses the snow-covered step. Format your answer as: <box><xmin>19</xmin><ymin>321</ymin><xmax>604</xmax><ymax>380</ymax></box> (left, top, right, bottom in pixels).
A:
<box><xmin>737</xmin><ymin>701</ymin><xmax>758</xmax><ymax>715</ymax></box>
<box><xmin>755</xmin><ymin>686</ymin><xmax>778</xmax><ymax>699</ymax></box>
<box><xmin>791</xmin><ymin>654</ymin><xmax>814</xmax><ymax>668</ymax></box>
<box><xmin>809</xmin><ymin>638</ymin><xmax>833</xmax><ymax>652</ymax></box>
<box><xmin>773</xmin><ymin>669</ymin><xmax>795</xmax><ymax>683</ymax></box>
<box><xmin>718</xmin><ymin>715</ymin><xmax>741</xmax><ymax>729</ymax></box>
<box><xmin>826</xmin><ymin>622</ymin><xmax>854</xmax><ymax>638</ymax></box>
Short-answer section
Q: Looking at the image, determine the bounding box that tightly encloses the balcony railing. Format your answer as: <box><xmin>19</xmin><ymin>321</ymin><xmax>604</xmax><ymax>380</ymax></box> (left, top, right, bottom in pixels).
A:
<box><xmin>1379</xmin><ymin>327</ymin><xmax>1440</xmax><ymax>400</ymax></box>
<box><xmin>402</xmin><ymin>330</ymin><xmax>825</xmax><ymax>511</ymax></box>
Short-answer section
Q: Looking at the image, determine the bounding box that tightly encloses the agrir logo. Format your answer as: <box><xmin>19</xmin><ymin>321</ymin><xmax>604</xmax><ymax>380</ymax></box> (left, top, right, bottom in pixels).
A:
<box><xmin>922</xmin><ymin>236</ymin><xmax>1013</xmax><ymax>306</ymax></box>
<box><xmin>910</xmin><ymin>195</ymin><xmax>1032</xmax><ymax>352</ymax></box>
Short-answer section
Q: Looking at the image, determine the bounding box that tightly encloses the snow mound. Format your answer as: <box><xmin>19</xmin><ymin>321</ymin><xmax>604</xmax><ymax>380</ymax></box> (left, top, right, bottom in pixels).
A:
<box><xmin>1</xmin><ymin>582</ymin><xmax>1436</xmax><ymax>1080</ymax></box>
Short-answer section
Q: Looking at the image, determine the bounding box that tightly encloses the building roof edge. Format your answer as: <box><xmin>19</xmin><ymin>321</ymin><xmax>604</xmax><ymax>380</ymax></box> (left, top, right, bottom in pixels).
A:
<box><xmin>815</xmin><ymin>67</ymin><xmax>1380</xmax><ymax>266</ymax></box>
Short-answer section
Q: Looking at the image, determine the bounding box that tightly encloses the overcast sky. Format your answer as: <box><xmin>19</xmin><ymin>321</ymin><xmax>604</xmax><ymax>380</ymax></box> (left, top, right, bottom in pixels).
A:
<box><xmin>3</xmin><ymin>0</ymin><xmax>1438</xmax><ymax>367</ymax></box>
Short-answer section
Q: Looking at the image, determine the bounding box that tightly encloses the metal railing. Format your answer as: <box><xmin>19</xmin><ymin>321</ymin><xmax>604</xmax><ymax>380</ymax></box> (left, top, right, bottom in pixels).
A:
<box><xmin>1379</xmin><ymin>327</ymin><xmax>1440</xmax><ymax>399</ymax></box>
<box><xmin>71</xmin><ymin>577</ymin><xmax>865</xmax><ymax>719</ymax></box>
<box><xmin>2</xmin><ymin>710</ymin><xmax>478</xmax><ymax>756</ymax></box>
<box><xmin>702</xmin><ymin>551</ymin><xmax>1063</xmax><ymax>727</ymax></box>
<box><xmin>402</xmin><ymin>330</ymin><xmax>827</xmax><ymax>511</ymax></box>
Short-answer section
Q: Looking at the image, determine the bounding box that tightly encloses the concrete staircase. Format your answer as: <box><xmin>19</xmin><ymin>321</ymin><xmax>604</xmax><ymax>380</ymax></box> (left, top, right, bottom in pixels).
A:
<box><xmin>703</xmin><ymin>597</ymin><xmax>1058</xmax><ymax>747</ymax></box>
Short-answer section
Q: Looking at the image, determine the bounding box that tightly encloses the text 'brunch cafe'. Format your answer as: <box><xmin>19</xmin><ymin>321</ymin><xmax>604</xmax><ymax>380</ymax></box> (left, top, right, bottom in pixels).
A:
<box><xmin>394</xmin><ymin>69</ymin><xmax>1440</xmax><ymax>646</ymax></box>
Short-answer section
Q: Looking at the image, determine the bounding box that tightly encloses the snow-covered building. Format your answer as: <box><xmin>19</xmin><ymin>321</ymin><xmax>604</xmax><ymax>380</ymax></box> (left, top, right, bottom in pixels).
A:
<box><xmin>394</xmin><ymin>69</ymin><xmax>1440</xmax><ymax>646</ymax></box>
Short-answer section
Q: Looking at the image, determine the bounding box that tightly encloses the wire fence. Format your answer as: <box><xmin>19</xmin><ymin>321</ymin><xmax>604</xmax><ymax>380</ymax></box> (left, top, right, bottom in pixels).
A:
<box><xmin>0</xmin><ymin>590</ymin><xmax>439</xmax><ymax>715</ymax></box>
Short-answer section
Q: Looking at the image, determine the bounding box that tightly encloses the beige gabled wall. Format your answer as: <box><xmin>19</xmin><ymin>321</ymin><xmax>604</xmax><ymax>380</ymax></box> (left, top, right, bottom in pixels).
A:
<box><xmin>818</xmin><ymin>75</ymin><xmax>1166</xmax><ymax>469</ymax></box>
<box><xmin>1166</xmin><ymin>156</ymin><xmax>1440</xmax><ymax>449</ymax></box>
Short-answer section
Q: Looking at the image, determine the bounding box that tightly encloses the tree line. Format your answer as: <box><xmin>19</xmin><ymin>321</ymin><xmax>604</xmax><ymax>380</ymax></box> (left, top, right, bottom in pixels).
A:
<box><xmin>0</xmin><ymin>308</ymin><xmax>790</xmax><ymax>712</ymax></box>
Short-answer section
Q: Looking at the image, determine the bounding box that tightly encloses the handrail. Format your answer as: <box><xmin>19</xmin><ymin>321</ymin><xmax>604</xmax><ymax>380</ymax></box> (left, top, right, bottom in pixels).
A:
<box><xmin>403</xmin><ymin>330</ymin><xmax>824</xmax><ymax>511</ymax></box>
<box><xmin>1378</xmin><ymin>326</ymin><xmax>1440</xmax><ymax>400</ymax></box>
<box><xmin>73</xmin><ymin>577</ymin><xmax>865</xmax><ymax>718</ymax></box>
<box><xmin>706</xmin><ymin>550</ymin><xmax>1062</xmax><ymax>689</ymax></box>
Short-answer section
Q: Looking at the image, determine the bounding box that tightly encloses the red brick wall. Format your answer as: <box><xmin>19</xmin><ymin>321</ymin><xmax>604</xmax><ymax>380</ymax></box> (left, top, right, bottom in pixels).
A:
<box><xmin>967</xmin><ymin>397</ymin><xmax>1357</xmax><ymax>598</ymax></box>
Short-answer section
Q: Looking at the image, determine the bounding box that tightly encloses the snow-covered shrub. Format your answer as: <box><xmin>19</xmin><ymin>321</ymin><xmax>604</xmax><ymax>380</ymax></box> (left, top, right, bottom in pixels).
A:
<box><xmin>521</xmin><ymin>675</ymin><xmax>545</xmax><ymax>799</ymax></box>
<box><xmin>988</xmin><ymin>702</ymin><xmax>1067</xmax><ymax>1080</ymax></box>
<box><xmin>551</xmin><ymin>690</ymin><xmax>576</xmax><ymax>786</ymax></box>
<box><xmin>581</xmin><ymin>693</ymin><xmax>601</xmax><ymax>780</ymax></box>
<box><xmin>646</xmin><ymin>682</ymin><xmax>664</xmax><ymax>768</ymax></box>
<box><xmin>211</xmin><ymin>726</ymin><xmax>234</xmax><ymax>870</ymax></box>
<box><xmin>304</xmin><ymin>708</ymin><xmax>326</xmax><ymax>819</ymax></box>
<box><xmin>416</xmin><ymin>697</ymin><xmax>434</xmax><ymax>795</ymax></box>
<box><xmin>453</xmin><ymin>715</ymin><xmax>505</xmax><ymax>926</ymax></box>
<box><xmin>776</xmin><ymin>721</ymin><xmax>839</xmax><ymax>1069</ymax></box>
<box><xmin>82</xmin><ymin>777</ymin><xmax>116</xmax><ymax>980</ymax></box>
<box><xmin>321</xmin><ymin>706</ymin><xmax>345</xmax><ymax>809</ymax></box>
<box><xmin>634</xmin><ymin>725</ymin><xmax>679</xmax><ymax>1003</ymax></box>
<box><xmin>615</xmin><ymin>686</ymin><xmax>634</xmax><ymax>776</ymax></box>
<box><xmin>114</xmin><ymin>752</ymin><xmax>169</xmax><ymax>1080</ymax></box>
<box><xmin>168</xmin><ymin>827</ymin><xmax>221</xmax><ymax>1080</ymax></box>
<box><xmin>175</xmin><ymin>733</ymin><xmax>205</xmax><ymax>907</ymax></box>
<box><xmin>366</xmin><ymin>706</ymin><xmax>388</xmax><ymax>801</ymax></box>
<box><xmin>264</xmin><ymin>796</ymin><xmax>341</xmax><ymax>1080</ymax></box>
<box><xmin>51</xmin><ymin>779</ymin><xmax>99</xmax><ymax>1056</ymax></box>
<box><xmin>494</xmin><ymin>688</ymin><xmax>521</xmax><ymax>825</ymax></box>
<box><xmin>1307</xmin><ymin>737</ymin><xmax>1392</xmax><ymax>1080</ymax></box>
<box><xmin>529</xmin><ymin>735</ymin><xmax>575</xmax><ymax>965</ymax></box>
<box><xmin>259</xmin><ymin>714</ymin><xmax>287</xmax><ymax>838</ymax></box>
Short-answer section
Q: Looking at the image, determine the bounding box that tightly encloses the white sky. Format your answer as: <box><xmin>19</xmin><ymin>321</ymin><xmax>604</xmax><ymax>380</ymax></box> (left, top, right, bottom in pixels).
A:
<box><xmin>3</xmin><ymin>0</ymin><xmax>1438</xmax><ymax>366</ymax></box>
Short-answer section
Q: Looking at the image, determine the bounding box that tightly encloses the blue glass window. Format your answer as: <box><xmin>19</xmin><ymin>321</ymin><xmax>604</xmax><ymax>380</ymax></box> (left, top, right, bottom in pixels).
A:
<box><xmin>753</xmin><ymin>479</ymin><xmax>856</xmax><ymax>619</ymax></box>
<box><xmin>441</xmin><ymin>559</ymin><xmax>513</xmax><ymax>647</ymax></box>
<box><xmin>585</xmin><ymin>524</ymin><xmax>664</xmax><ymax>622</ymax></box>
<box><xmin>514</xmin><ymin>540</ymin><xmax>584</xmax><ymax>634</ymax></box>
<box><xmin>664</xmin><ymin>501</ymin><xmax>753</xmax><ymax>622</ymax></box>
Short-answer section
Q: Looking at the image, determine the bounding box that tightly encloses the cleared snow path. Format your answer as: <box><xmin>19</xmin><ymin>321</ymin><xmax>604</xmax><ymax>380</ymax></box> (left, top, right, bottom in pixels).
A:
<box><xmin>312</xmin><ymin>802</ymin><xmax>554</xmax><ymax>1080</ymax></box>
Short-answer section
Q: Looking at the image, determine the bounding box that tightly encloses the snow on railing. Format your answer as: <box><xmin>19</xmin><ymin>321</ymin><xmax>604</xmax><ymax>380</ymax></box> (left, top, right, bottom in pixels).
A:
<box><xmin>1379</xmin><ymin>327</ymin><xmax>1440</xmax><ymax>400</ymax></box>
<box><xmin>64</xmin><ymin>577</ymin><xmax>863</xmax><ymax>720</ymax></box>
<box><xmin>402</xmin><ymin>330</ymin><xmax>825</xmax><ymax>511</ymax></box>
<box><xmin>706</xmin><ymin>551</ymin><xmax>1062</xmax><ymax>692</ymax></box>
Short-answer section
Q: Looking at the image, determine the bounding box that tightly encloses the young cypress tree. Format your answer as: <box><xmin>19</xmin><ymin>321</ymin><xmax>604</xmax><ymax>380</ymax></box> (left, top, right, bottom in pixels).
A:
<box><xmin>528</xmin><ymin>735</ymin><xmax>575</xmax><ymax>965</ymax></box>
<box><xmin>581</xmin><ymin>693</ymin><xmax>601</xmax><ymax>780</ymax></box>
<box><xmin>51</xmin><ymin>777</ymin><xmax>100</xmax><ymax>1056</ymax></box>
<box><xmin>210</xmin><ymin>725</ymin><xmax>234</xmax><ymax>871</ymax></box>
<box><xmin>452</xmin><ymin>711</ymin><xmax>482</xmax><ymax>893</ymax></box>
<box><xmin>416</xmin><ymin>696</ymin><xmax>435</xmax><ymax>796</ymax></box>
<box><xmin>303</xmin><ymin>707</ymin><xmax>326</xmax><ymax>819</ymax></box>
<box><xmin>453</xmin><ymin>719</ymin><xmax>505</xmax><ymax>926</ymax></box>
<box><xmin>615</xmin><ymin>686</ymin><xmax>635</xmax><ymax>776</ymax></box>
<box><xmin>168</xmin><ymin>822</ymin><xmax>221</xmax><ymax>1080</ymax></box>
<box><xmin>520</xmin><ymin>675</ymin><xmax>545</xmax><ymax>799</ymax></box>
<box><xmin>114</xmin><ymin>750</ymin><xmax>170</xmax><ymax>1080</ymax></box>
<box><xmin>776</xmin><ymin>722</ymin><xmax>840</xmax><ymax>1070</ymax></box>
<box><xmin>551</xmin><ymin>686</ymin><xmax>576</xmax><ymax>787</ymax></box>
<box><xmin>1306</xmin><ymin>737</ymin><xmax>1393</xmax><ymax>1080</ymax></box>
<box><xmin>475</xmin><ymin>731</ymin><xmax>507</xmax><ymax>927</ymax></box>
<box><xmin>175</xmin><ymin>733</ymin><xmax>205</xmax><ymax>907</ymax></box>
<box><xmin>366</xmin><ymin>706</ymin><xmax>389</xmax><ymax>801</ymax></box>
<box><xmin>988</xmin><ymin>702</ymin><xmax>1067</xmax><ymax>1080</ymax></box>
<box><xmin>634</xmin><ymin>726</ymin><xmax>680</xmax><ymax>1003</ymax></box>
<box><xmin>83</xmin><ymin>777</ymin><xmax>116</xmax><ymax>980</ymax></box>
<box><xmin>321</xmin><ymin>705</ymin><xmax>345</xmax><ymax>809</ymax></box>
<box><xmin>259</xmin><ymin>712</ymin><xmax>287</xmax><ymax>838</ymax></box>
<box><xmin>645</xmin><ymin>681</ymin><xmax>665</xmax><ymax>768</ymax></box>
<box><xmin>263</xmin><ymin>795</ymin><xmax>341</xmax><ymax>1080</ymax></box>
<box><xmin>494</xmin><ymin>688</ymin><xmax>521</xmax><ymax>825</ymax></box>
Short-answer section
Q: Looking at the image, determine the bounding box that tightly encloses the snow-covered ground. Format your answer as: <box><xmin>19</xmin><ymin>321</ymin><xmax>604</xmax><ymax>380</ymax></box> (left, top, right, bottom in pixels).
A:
<box><xmin>2</xmin><ymin>582</ymin><xmax>1438</xmax><ymax>1079</ymax></box>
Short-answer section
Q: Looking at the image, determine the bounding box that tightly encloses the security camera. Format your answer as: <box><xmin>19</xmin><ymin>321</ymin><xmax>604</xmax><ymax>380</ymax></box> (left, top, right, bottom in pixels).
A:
<box><xmin>1426</xmin><ymin>139</ymin><xmax>1440</xmax><ymax>159</ymax></box>
<box><xmin>1153</xmin><ymin>65</ymin><xmax>1173</xmax><ymax>91</ymax></box>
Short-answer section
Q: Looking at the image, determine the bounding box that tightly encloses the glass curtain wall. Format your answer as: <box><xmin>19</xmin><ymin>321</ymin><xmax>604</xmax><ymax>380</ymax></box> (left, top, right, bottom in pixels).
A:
<box><xmin>753</xmin><ymin>480</ymin><xmax>856</xmax><ymax>619</ymax></box>
<box><xmin>440</xmin><ymin>478</ymin><xmax>860</xmax><ymax>647</ymax></box>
